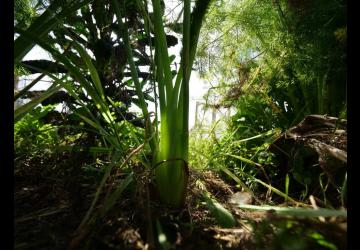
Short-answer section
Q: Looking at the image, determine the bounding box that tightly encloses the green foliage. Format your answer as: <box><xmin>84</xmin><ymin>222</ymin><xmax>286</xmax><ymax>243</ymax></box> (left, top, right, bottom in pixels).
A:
<box><xmin>191</xmin><ymin>0</ymin><xmax>346</xmax><ymax>207</ymax></box>
<box><xmin>14</xmin><ymin>65</ymin><xmax>30</xmax><ymax>77</ymax></box>
<box><xmin>15</xmin><ymin>105</ymin><xmax>59</xmax><ymax>157</ymax></box>
<box><xmin>190</xmin><ymin>125</ymin><xmax>279</xmax><ymax>192</ymax></box>
<box><xmin>197</xmin><ymin>0</ymin><xmax>346</xmax><ymax>124</ymax></box>
<box><xmin>189</xmin><ymin>131</ymin><xmax>217</xmax><ymax>170</ymax></box>
<box><xmin>14</xmin><ymin>0</ymin><xmax>36</xmax><ymax>29</ymax></box>
<box><xmin>230</xmin><ymin>94</ymin><xmax>287</xmax><ymax>132</ymax></box>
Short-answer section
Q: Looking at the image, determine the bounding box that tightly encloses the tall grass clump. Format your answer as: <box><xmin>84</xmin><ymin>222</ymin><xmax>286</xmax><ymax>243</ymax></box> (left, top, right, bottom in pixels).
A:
<box><xmin>112</xmin><ymin>0</ymin><xmax>212</xmax><ymax>207</ymax></box>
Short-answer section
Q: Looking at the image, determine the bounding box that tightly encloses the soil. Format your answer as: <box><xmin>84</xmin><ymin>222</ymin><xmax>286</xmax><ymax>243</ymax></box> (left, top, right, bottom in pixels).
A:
<box><xmin>15</xmin><ymin>119</ymin><xmax>347</xmax><ymax>250</ymax></box>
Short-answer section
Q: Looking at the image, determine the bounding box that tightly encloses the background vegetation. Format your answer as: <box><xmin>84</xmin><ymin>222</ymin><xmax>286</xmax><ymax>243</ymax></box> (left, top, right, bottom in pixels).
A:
<box><xmin>192</xmin><ymin>0</ymin><xmax>347</xmax><ymax>202</ymax></box>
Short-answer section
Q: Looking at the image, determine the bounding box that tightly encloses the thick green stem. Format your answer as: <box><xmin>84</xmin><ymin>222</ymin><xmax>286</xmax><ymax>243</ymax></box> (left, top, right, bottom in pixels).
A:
<box><xmin>152</xmin><ymin>0</ymin><xmax>212</xmax><ymax>207</ymax></box>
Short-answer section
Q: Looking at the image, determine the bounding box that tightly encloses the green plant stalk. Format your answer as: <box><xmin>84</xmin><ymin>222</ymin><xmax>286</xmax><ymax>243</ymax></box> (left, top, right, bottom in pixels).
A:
<box><xmin>112</xmin><ymin>0</ymin><xmax>212</xmax><ymax>207</ymax></box>
<box><xmin>152</xmin><ymin>0</ymin><xmax>212</xmax><ymax>207</ymax></box>
<box><xmin>151</xmin><ymin>0</ymin><xmax>186</xmax><ymax>207</ymax></box>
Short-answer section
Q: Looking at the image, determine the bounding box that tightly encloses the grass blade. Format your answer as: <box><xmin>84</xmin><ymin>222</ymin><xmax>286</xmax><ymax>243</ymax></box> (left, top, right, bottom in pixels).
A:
<box><xmin>196</xmin><ymin>179</ymin><xmax>236</xmax><ymax>228</ymax></box>
<box><xmin>285</xmin><ymin>174</ymin><xmax>290</xmax><ymax>203</ymax></box>
<box><xmin>100</xmin><ymin>174</ymin><xmax>133</xmax><ymax>216</ymax></box>
<box><xmin>73</xmin><ymin>43</ymin><xmax>104</xmax><ymax>99</ymax></box>
<box><xmin>237</xmin><ymin>204</ymin><xmax>347</xmax><ymax>218</ymax></box>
